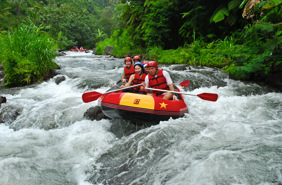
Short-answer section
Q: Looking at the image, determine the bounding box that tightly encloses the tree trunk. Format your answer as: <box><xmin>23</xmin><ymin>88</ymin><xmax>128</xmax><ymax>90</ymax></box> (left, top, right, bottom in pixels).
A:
<box><xmin>17</xmin><ymin>3</ymin><xmax>20</xmax><ymax>27</ymax></box>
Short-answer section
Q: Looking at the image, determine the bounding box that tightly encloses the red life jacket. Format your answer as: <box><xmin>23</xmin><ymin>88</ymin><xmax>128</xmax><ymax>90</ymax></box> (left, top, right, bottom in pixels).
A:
<box><xmin>124</xmin><ymin>65</ymin><xmax>135</xmax><ymax>81</ymax></box>
<box><xmin>148</xmin><ymin>69</ymin><xmax>169</xmax><ymax>96</ymax></box>
<box><xmin>132</xmin><ymin>73</ymin><xmax>146</xmax><ymax>92</ymax></box>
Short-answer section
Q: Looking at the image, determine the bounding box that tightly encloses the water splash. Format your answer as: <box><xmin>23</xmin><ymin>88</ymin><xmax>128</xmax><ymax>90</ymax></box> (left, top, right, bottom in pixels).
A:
<box><xmin>0</xmin><ymin>51</ymin><xmax>281</xmax><ymax>185</ymax></box>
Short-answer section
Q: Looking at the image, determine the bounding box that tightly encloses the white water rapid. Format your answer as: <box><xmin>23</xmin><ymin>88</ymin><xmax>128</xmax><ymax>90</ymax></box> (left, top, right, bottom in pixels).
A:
<box><xmin>0</xmin><ymin>51</ymin><xmax>281</xmax><ymax>185</ymax></box>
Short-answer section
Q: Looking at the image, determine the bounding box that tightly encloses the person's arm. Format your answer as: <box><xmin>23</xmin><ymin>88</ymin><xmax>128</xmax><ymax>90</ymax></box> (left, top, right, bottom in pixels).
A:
<box><xmin>140</xmin><ymin>84</ymin><xmax>145</xmax><ymax>92</ymax></box>
<box><xmin>140</xmin><ymin>75</ymin><xmax>146</xmax><ymax>92</ymax></box>
<box><xmin>163</xmin><ymin>71</ymin><xmax>178</xmax><ymax>100</ymax></box>
<box><xmin>163</xmin><ymin>71</ymin><xmax>173</xmax><ymax>85</ymax></box>
<box><xmin>125</xmin><ymin>74</ymin><xmax>134</xmax><ymax>87</ymax></box>
<box><xmin>161</xmin><ymin>83</ymin><xmax>176</xmax><ymax>100</ymax></box>
<box><xmin>168</xmin><ymin>83</ymin><xmax>175</xmax><ymax>91</ymax></box>
<box><xmin>144</xmin><ymin>76</ymin><xmax>152</xmax><ymax>95</ymax></box>
<box><xmin>121</xmin><ymin>70</ymin><xmax>126</xmax><ymax>83</ymax></box>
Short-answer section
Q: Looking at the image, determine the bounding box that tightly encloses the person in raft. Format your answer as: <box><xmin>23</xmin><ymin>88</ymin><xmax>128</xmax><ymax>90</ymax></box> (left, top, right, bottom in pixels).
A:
<box><xmin>80</xmin><ymin>46</ymin><xmax>84</xmax><ymax>50</ymax></box>
<box><xmin>133</xmin><ymin>56</ymin><xmax>141</xmax><ymax>63</ymax></box>
<box><xmin>121</xmin><ymin>57</ymin><xmax>135</xmax><ymax>83</ymax></box>
<box><xmin>142</xmin><ymin>61</ymin><xmax>149</xmax><ymax>74</ymax></box>
<box><xmin>144</xmin><ymin>61</ymin><xmax>178</xmax><ymax>100</ymax></box>
<box><xmin>120</xmin><ymin>62</ymin><xmax>146</xmax><ymax>93</ymax></box>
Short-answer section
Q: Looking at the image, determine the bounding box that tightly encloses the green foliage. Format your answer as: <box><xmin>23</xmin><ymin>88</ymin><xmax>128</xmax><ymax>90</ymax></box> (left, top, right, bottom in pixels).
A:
<box><xmin>263</xmin><ymin>0</ymin><xmax>282</xmax><ymax>9</ymax></box>
<box><xmin>210</xmin><ymin>0</ymin><xmax>243</xmax><ymax>25</ymax></box>
<box><xmin>210</xmin><ymin>7</ymin><xmax>229</xmax><ymax>23</ymax></box>
<box><xmin>0</xmin><ymin>0</ymin><xmax>118</xmax><ymax>49</ymax></box>
<box><xmin>142</xmin><ymin>0</ymin><xmax>173</xmax><ymax>48</ymax></box>
<box><xmin>180</xmin><ymin>0</ymin><xmax>246</xmax><ymax>43</ymax></box>
<box><xmin>96</xmin><ymin>29</ymin><xmax>135</xmax><ymax>57</ymax></box>
<box><xmin>1</xmin><ymin>0</ymin><xmax>279</xmax><ymax>85</ymax></box>
<box><xmin>111</xmin><ymin>0</ymin><xmax>281</xmax><ymax>83</ymax></box>
<box><xmin>223</xmin><ymin>21</ymin><xmax>282</xmax><ymax>80</ymax></box>
<box><xmin>142</xmin><ymin>37</ymin><xmax>239</xmax><ymax>67</ymax></box>
<box><xmin>0</xmin><ymin>22</ymin><xmax>57</xmax><ymax>86</ymax></box>
<box><xmin>95</xmin><ymin>29</ymin><xmax>107</xmax><ymax>43</ymax></box>
<box><xmin>147</xmin><ymin>47</ymin><xmax>189</xmax><ymax>64</ymax></box>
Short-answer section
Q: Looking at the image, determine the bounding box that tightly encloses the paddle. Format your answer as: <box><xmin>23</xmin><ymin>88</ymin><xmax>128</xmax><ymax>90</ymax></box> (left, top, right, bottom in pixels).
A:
<box><xmin>82</xmin><ymin>80</ymin><xmax>190</xmax><ymax>103</ymax></box>
<box><xmin>82</xmin><ymin>84</ymin><xmax>143</xmax><ymax>103</ymax></box>
<box><xmin>145</xmin><ymin>87</ymin><xmax>218</xmax><ymax>102</ymax></box>
<box><xmin>179</xmin><ymin>80</ymin><xmax>190</xmax><ymax>87</ymax></box>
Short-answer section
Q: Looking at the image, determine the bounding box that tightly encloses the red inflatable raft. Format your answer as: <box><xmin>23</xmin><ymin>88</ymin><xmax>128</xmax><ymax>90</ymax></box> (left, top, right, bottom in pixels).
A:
<box><xmin>98</xmin><ymin>87</ymin><xmax>188</xmax><ymax>123</ymax></box>
<box><xmin>70</xmin><ymin>48</ymin><xmax>87</xmax><ymax>52</ymax></box>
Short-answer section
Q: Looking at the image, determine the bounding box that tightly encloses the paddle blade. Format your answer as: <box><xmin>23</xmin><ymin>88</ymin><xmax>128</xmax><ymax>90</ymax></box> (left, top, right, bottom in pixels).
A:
<box><xmin>180</xmin><ymin>80</ymin><xmax>190</xmax><ymax>87</ymax></box>
<box><xmin>197</xmin><ymin>93</ymin><xmax>218</xmax><ymax>102</ymax></box>
<box><xmin>82</xmin><ymin>91</ymin><xmax>102</xmax><ymax>103</ymax></box>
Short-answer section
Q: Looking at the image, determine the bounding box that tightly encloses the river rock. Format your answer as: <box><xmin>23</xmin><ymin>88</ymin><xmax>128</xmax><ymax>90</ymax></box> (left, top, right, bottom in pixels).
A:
<box><xmin>105</xmin><ymin>46</ymin><xmax>114</xmax><ymax>55</ymax></box>
<box><xmin>0</xmin><ymin>70</ymin><xmax>4</xmax><ymax>79</ymax></box>
<box><xmin>171</xmin><ymin>65</ymin><xmax>191</xmax><ymax>71</ymax></box>
<box><xmin>0</xmin><ymin>65</ymin><xmax>4</xmax><ymax>83</ymax></box>
<box><xmin>0</xmin><ymin>105</ymin><xmax>20</xmax><ymax>124</ymax></box>
<box><xmin>92</xmin><ymin>48</ymin><xmax>97</xmax><ymax>54</ymax></box>
<box><xmin>84</xmin><ymin>106</ymin><xmax>110</xmax><ymax>121</ymax></box>
<box><xmin>43</xmin><ymin>68</ymin><xmax>61</xmax><ymax>81</ymax></box>
<box><xmin>264</xmin><ymin>63</ymin><xmax>282</xmax><ymax>92</ymax></box>
<box><xmin>54</xmin><ymin>76</ymin><xmax>66</xmax><ymax>85</ymax></box>
<box><xmin>55</xmin><ymin>50</ymin><xmax>66</xmax><ymax>56</ymax></box>
<box><xmin>0</xmin><ymin>96</ymin><xmax>6</xmax><ymax>108</ymax></box>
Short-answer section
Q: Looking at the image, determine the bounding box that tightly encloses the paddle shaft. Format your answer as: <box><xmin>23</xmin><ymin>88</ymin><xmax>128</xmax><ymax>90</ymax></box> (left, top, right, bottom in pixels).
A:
<box><xmin>82</xmin><ymin>84</ymin><xmax>143</xmax><ymax>103</ymax></box>
<box><xmin>106</xmin><ymin>84</ymin><xmax>142</xmax><ymax>94</ymax></box>
<box><xmin>145</xmin><ymin>87</ymin><xmax>196</xmax><ymax>96</ymax></box>
<box><xmin>145</xmin><ymin>87</ymin><xmax>218</xmax><ymax>101</ymax></box>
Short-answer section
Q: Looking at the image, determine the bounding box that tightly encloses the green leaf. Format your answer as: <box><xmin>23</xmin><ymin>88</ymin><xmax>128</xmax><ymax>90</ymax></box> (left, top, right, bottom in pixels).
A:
<box><xmin>276</xmin><ymin>30</ymin><xmax>282</xmax><ymax>36</ymax></box>
<box><xmin>210</xmin><ymin>8</ymin><xmax>230</xmax><ymax>23</ymax></box>
<box><xmin>263</xmin><ymin>0</ymin><xmax>282</xmax><ymax>9</ymax></box>
<box><xmin>228</xmin><ymin>0</ymin><xmax>243</xmax><ymax>10</ymax></box>
<box><xmin>58</xmin><ymin>31</ymin><xmax>62</xmax><ymax>39</ymax></box>
<box><xmin>239</xmin><ymin>0</ymin><xmax>249</xmax><ymax>9</ymax></box>
<box><xmin>275</xmin><ymin>61</ymin><xmax>282</xmax><ymax>65</ymax></box>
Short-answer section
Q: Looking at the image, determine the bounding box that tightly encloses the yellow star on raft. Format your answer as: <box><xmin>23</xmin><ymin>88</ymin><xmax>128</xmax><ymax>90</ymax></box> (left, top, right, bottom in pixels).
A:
<box><xmin>159</xmin><ymin>102</ymin><xmax>167</xmax><ymax>109</ymax></box>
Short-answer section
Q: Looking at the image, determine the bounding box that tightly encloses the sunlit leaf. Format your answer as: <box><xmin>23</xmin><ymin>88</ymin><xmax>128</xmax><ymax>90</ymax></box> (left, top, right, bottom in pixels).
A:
<box><xmin>210</xmin><ymin>8</ymin><xmax>229</xmax><ymax>23</ymax></box>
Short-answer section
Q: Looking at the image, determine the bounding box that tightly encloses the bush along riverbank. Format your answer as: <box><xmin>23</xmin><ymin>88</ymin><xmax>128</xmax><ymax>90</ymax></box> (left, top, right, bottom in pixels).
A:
<box><xmin>95</xmin><ymin>22</ymin><xmax>282</xmax><ymax>91</ymax></box>
<box><xmin>0</xmin><ymin>22</ymin><xmax>59</xmax><ymax>87</ymax></box>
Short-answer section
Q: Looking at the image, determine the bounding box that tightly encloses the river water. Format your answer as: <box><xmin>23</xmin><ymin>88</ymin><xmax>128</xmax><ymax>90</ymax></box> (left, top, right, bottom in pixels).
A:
<box><xmin>0</xmin><ymin>51</ymin><xmax>281</xmax><ymax>185</ymax></box>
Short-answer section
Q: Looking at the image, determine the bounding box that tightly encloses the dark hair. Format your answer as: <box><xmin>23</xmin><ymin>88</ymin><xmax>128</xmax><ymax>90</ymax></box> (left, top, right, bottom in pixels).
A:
<box><xmin>134</xmin><ymin>63</ymin><xmax>145</xmax><ymax>74</ymax></box>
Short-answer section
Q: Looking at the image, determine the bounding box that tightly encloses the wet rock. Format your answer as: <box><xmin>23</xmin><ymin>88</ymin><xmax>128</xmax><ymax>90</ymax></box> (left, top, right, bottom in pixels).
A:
<box><xmin>105</xmin><ymin>46</ymin><xmax>114</xmax><ymax>55</ymax></box>
<box><xmin>84</xmin><ymin>106</ymin><xmax>110</xmax><ymax>121</ymax></box>
<box><xmin>92</xmin><ymin>48</ymin><xmax>97</xmax><ymax>54</ymax></box>
<box><xmin>54</xmin><ymin>76</ymin><xmax>66</xmax><ymax>85</ymax></box>
<box><xmin>0</xmin><ymin>105</ymin><xmax>20</xmax><ymax>124</ymax></box>
<box><xmin>0</xmin><ymin>65</ymin><xmax>4</xmax><ymax>84</ymax></box>
<box><xmin>78</xmin><ymin>79</ymin><xmax>109</xmax><ymax>89</ymax></box>
<box><xmin>0</xmin><ymin>71</ymin><xmax>4</xmax><ymax>79</ymax></box>
<box><xmin>0</xmin><ymin>96</ymin><xmax>6</xmax><ymax>108</ymax></box>
<box><xmin>171</xmin><ymin>65</ymin><xmax>190</xmax><ymax>71</ymax></box>
<box><xmin>55</xmin><ymin>50</ymin><xmax>66</xmax><ymax>56</ymax></box>
<box><xmin>43</xmin><ymin>67</ymin><xmax>61</xmax><ymax>81</ymax></box>
<box><xmin>0</xmin><ymin>96</ymin><xmax>6</xmax><ymax>103</ymax></box>
<box><xmin>109</xmin><ymin>119</ymin><xmax>147</xmax><ymax>138</ymax></box>
<box><xmin>0</xmin><ymin>72</ymin><xmax>4</xmax><ymax>84</ymax></box>
<box><xmin>264</xmin><ymin>64</ymin><xmax>282</xmax><ymax>92</ymax></box>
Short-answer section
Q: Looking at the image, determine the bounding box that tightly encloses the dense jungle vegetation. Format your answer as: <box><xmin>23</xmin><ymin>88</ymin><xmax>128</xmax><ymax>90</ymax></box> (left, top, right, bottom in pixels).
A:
<box><xmin>0</xmin><ymin>0</ymin><xmax>118</xmax><ymax>86</ymax></box>
<box><xmin>0</xmin><ymin>0</ymin><xmax>281</xmax><ymax>88</ymax></box>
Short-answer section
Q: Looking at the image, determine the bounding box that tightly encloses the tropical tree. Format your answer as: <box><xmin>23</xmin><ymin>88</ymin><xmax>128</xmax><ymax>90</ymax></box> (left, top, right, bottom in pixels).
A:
<box><xmin>95</xmin><ymin>29</ymin><xmax>107</xmax><ymax>43</ymax></box>
<box><xmin>6</xmin><ymin>0</ymin><xmax>31</xmax><ymax>26</ymax></box>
